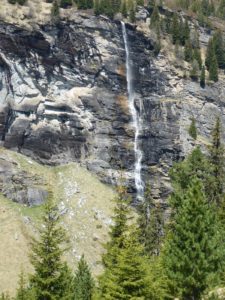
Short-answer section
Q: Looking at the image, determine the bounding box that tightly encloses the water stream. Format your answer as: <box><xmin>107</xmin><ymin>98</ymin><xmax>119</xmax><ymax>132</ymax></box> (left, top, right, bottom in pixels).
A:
<box><xmin>121</xmin><ymin>21</ymin><xmax>144</xmax><ymax>200</ymax></box>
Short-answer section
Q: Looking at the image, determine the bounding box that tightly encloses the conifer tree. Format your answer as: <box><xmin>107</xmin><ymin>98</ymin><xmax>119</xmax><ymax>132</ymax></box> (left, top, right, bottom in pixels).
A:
<box><xmin>73</xmin><ymin>255</ymin><xmax>94</xmax><ymax>300</ymax></box>
<box><xmin>150</xmin><ymin>5</ymin><xmax>160</xmax><ymax>28</ymax></box>
<box><xmin>129</xmin><ymin>1</ymin><xmax>136</xmax><ymax>23</ymax></box>
<box><xmin>190</xmin><ymin>59</ymin><xmax>200</xmax><ymax>81</ymax></box>
<box><xmin>208</xmin><ymin>118</ymin><xmax>225</xmax><ymax>206</ymax></box>
<box><xmin>205</xmin><ymin>37</ymin><xmax>215</xmax><ymax>70</ymax></box>
<box><xmin>209</xmin><ymin>52</ymin><xmax>218</xmax><ymax>82</ymax></box>
<box><xmin>193</xmin><ymin>48</ymin><xmax>202</xmax><ymax>68</ymax></box>
<box><xmin>15</xmin><ymin>271</ymin><xmax>28</xmax><ymax>300</ymax></box>
<box><xmin>29</xmin><ymin>192</ymin><xmax>72</xmax><ymax>300</ymax></box>
<box><xmin>0</xmin><ymin>293</ymin><xmax>10</xmax><ymax>300</ymax></box>
<box><xmin>184</xmin><ymin>38</ymin><xmax>193</xmax><ymax>62</ymax></box>
<box><xmin>109</xmin><ymin>225</ymin><xmax>150</xmax><ymax>299</ymax></box>
<box><xmin>163</xmin><ymin>179</ymin><xmax>225</xmax><ymax>299</ymax></box>
<box><xmin>171</xmin><ymin>13</ymin><xmax>179</xmax><ymax>44</ymax></box>
<box><xmin>213</xmin><ymin>30</ymin><xmax>225</xmax><ymax>69</ymax></box>
<box><xmin>200</xmin><ymin>65</ymin><xmax>206</xmax><ymax>88</ymax></box>
<box><xmin>121</xmin><ymin>0</ymin><xmax>127</xmax><ymax>17</ymax></box>
<box><xmin>138</xmin><ymin>184</ymin><xmax>164</xmax><ymax>256</ymax></box>
<box><xmin>188</xmin><ymin>118</ymin><xmax>197</xmax><ymax>140</ymax></box>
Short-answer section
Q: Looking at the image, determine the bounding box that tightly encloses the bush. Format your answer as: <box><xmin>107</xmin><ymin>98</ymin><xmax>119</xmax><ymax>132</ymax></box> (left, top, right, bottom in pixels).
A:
<box><xmin>60</xmin><ymin>0</ymin><xmax>72</xmax><ymax>8</ymax></box>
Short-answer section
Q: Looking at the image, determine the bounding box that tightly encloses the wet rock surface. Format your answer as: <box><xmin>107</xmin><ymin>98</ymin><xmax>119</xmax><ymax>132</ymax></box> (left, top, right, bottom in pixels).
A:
<box><xmin>0</xmin><ymin>12</ymin><xmax>225</xmax><ymax>202</ymax></box>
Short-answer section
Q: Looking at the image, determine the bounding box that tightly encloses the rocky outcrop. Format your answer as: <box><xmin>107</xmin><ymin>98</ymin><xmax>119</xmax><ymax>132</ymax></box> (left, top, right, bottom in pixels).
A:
<box><xmin>0</xmin><ymin>11</ymin><xmax>225</xmax><ymax>202</ymax></box>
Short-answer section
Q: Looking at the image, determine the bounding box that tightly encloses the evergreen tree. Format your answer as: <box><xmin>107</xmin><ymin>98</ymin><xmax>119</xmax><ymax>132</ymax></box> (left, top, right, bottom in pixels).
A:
<box><xmin>73</xmin><ymin>255</ymin><xmax>94</xmax><ymax>300</ymax></box>
<box><xmin>213</xmin><ymin>30</ymin><xmax>225</xmax><ymax>69</ymax></box>
<box><xmin>188</xmin><ymin>117</ymin><xmax>197</xmax><ymax>140</ymax></box>
<box><xmin>15</xmin><ymin>270</ymin><xmax>28</xmax><ymax>300</ymax></box>
<box><xmin>193</xmin><ymin>48</ymin><xmax>202</xmax><ymax>68</ymax></box>
<box><xmin>0</xmin><ymin>293</ymin><xmax>10</xmax><ymax>300</ymax></box>
<box><xmin>163</xmin><ymin>179</ymin><xmax>225</xmax><ymax>299</ymax></box>
<box><xmin>51</xmin><ymin>0</ymin><xmax>60</xmax><ymax>21</ymax></box>
<box><xmin>169</xmin><ymin>146</ymin><xmax>213</xmax><ymax>206</ymax></box>
<box><xmin>100</xmin><ymin>225</ymin><xmax>150</xmax><ymax>299</ymax></box>
<box><xmin>150</xmin><ymin>5</ymin><xmax>160</xmax><ymax>28</ymax></box>
<box><xmin>94</xmin><ymin>0</ymin><xmax>100</xmax><ymax>15</ymax></box>
<box><xmin>171</xmin><ymin>13</ymin><xmax>179</xmax><ymax>44</ymax></box>
<box><xmin>205</xmin><ymin>37</ymin><xmax>215</xmax><ymax>70</ymax></box>
<box><xmin>129</xmin><ymin>1</ymin><xmax>136</xmax><ymax>23</ymax></box>
<box><xmin>184</xmin><ymin>38</ymin><xmax>193</xmax><ymax>62</ymax></box>
<box><xmin>209</xmin><ymin>52</ymin><xmax>218</xmax><ymax>82</ymax></box>
<box><xmin>121</xmin><ymin>0</ymin><xmax>127</xmax><ymax>17</ymax></box>
<box><xmin>190</xmin><ymin>59</ymin><xmax>200</xmax><ymax>81</ymax></box>
<box><xmin>208</xmin><ymin>118</ymin><xmax>225</xmax><ymax>206</ymax></box>
<box><xmin>200</xmin><ymin>65</ymin><xmax>206</xmax><ymax>88</ymax></box>
<box><xmin>29</xmin><ymin>192</ymin><xmax>72</xmax><ymax>300</ymax></box>
<box><xmin>138</xmin><ymin>184</ymin><xmax>164</xmax><ymax>256</ymax></box>
<box><xmin>101</xmin><ymin>185</ymin><xmax>130</xmax><ymax>270</ymax></box>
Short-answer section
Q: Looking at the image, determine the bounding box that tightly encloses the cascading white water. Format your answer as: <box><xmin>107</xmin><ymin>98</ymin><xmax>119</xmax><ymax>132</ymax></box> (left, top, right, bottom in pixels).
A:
<box><xmin>121</xmin><ymin>21</ymin><xmax>144</xmax><ymax>200</ymax></box>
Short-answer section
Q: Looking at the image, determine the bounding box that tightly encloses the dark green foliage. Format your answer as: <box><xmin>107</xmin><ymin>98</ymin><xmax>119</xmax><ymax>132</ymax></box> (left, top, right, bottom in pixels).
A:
<box><xmin>213</xmin><ymin>30</ymin><xmax>225</xmax><ymax>69</ymax></box>
<box><xmin>15</xmin><ymin>271</ymin><xmax>28</xmax><ymax>300</ymax></box>
<box><xmin>208</xmin><ymin>118</ymin><xmax>225</xmax><ymax>206</ymax></box>
<box><xmin>184</xmin><ymin>38</ymin><xmax>193</xmax><ymax>62</ymax></box>
<box><xmin>169</xmin><ymin>147</ymin><xmax>212</xmax><ymax>206</ymax></box>
<box><xmin>218</xmin><ymin>0</ymin><xmax>225</xmax><ymax>19</ymax></box>
<box><xmin>188</xmin><ymin>118</ymin><xmax>197</xmax><ymax>140</ymax></box>
<box><xmin>98</xmin><ymin>185</ymin><xmax>151</xmax><ymax>299</ymax></box>
<box><xmin>193</xmin><ymin>48</ymin><xmax>202</xmax><ymax>68</ymax></box>
<box><xmin>73</xmin><ymin>255</ymin><xmax>94</xmax><ymax>300</ymax></box>
<box><xmin>138</xmin><ymin>184</ymin><xmax>164</xmax><ymax>256</ymax></box>
<box><xmin>29</xmin><ymin>193</ymin><xmax>72</xmax><ymax>300</ymax></box>
<box><xmin>209</xmin><ymin>52</ymin><xmax>218</xmax><ymax>82</ymax></box>
<box><xmin>150</xmin><ymin>5</ymin><xmax>160</xmax><ymax>28</ymax></box>
<box><xmin>60</xmin><ymin>0</ymin><xmax>73</xmax><ymax>8</ymax></box>
<box><xmin>121</xmin><ymin>0</ymin><xmax>127</xmax><ymax>17</ymax></box>
<box><xmin>200</xmin><ymin>65</ymin><xmax>206</xmax><ymax>88</ymax></box>
<box><xmin>190</xmin><ymin>59</ymin><xmax>199</xmax><ymax>81</ymax></box>
<box><xmin>7</xmin><ymin>0</ymin><xmax>26</xmax><ymax>5</ymax></box>
<box><xmin>100</xmin><ymin>225</ymin><xmax>150</xmax><ymax>299</ymax></box>
<box><xmin>75</xmin><ymin>0</ymin><xmax>94</xmax><ymax>9</ymax></box>
<box><xmin>0</xmin><ymin>293</ymin><xmax>10</xmax><ymax>300</ymax></box>
<box><xmin>129</xmin><ymin>1</ymin><xmax>136</xmax><ymax>23</ymax></box>
<box><xmin>205</xmin><ymin>37</ymin><xmax>215</xmax><ymax>70</ymax></box>
<box><xmin>171</xmin><ymin>13</ymin><xmax>179</xmax><ymax>44</ymax></box>
<box><xmin>163</xmin><ymin>179</ymin><xmax>225</xmax><ymax>299</ymax></box>
<box><xmin>51</xmin><ymin>0</ymin><xmax>60</xmax><ymax>19</ymax></box>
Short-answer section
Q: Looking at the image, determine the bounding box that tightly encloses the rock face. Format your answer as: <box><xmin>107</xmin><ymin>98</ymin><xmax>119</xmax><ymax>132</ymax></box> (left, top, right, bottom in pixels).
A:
<box><xmin>0</xmin><ymin>12</ymin><xmax>225</xmax><ymax>202</ymax></box>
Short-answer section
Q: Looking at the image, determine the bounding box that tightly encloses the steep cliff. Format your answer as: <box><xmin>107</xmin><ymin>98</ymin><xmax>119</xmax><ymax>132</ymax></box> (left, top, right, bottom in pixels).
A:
<box><xmin>0</xmin><ymin>8</ymin><xmax>225</xmax><ymax>202</ymax></box>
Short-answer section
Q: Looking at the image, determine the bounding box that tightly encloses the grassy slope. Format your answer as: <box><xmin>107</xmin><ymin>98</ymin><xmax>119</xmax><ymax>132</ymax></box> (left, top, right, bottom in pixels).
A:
<box><xmin>0</xmin><ymin>148</ymin><xmax>115</xmax><ymax>295</ymax></box>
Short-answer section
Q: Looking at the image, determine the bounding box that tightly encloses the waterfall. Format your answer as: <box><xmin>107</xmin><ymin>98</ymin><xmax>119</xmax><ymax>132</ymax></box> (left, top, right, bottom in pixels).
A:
<box><xmin>121</xmin><ymin>21</ymin><xmax>144</xmax><ymax>201</ymax></box>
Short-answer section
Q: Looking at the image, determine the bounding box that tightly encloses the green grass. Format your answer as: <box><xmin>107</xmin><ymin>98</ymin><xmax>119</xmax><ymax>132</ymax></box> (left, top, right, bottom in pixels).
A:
<box><xmin>0</xmin><ymin>148</ymin><xmax>115</xmax><ymax>296</ymax></box>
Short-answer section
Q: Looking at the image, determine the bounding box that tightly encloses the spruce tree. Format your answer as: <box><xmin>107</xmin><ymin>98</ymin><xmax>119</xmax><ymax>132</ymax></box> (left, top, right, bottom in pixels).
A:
<box><xmin>29</xmin><ymin>192</ymin><xmax>72</xmax><ymax>300</ymax></box>
<box><xmin>200</xmin><ymin>65</ymin><xmax>206</xmax><ymax>88</ymax></box>
<box><xmin>171</xmin><ymin>13</ymin><xmax>179</xmax><ymax>44</ymax></box>
<box><xmin>129</xmin><ymin>1</ymin><xmax>136</xmax><ymax>23</ymax></box>
<box><xmin>121</xmin><ymin>0</ymin><xmax>127</xmax><ymax>17</ymax></box>
<box><xmin>184</xmin><ymin>38</ymin><xmax>193</xmax><ymax>62</ymax></box>
<box><xmin>193</xmin><ymin>48</ymin><xmax>202</xmax><ymax>68</ymax></box>
<box><xmin>163</xmin><ymin>179</ymin><xmax>225</xmax><ymax>299</ymax></box>
<box><xmin>150</xmin><ymin>5</ymin><xmax>160</xmax><ymax>28</ymax></box>
<box><xmin>73</xmin><ymin>255</ymin><xmax>94</xmax><ymax>300</ymax></box>
<box><xmin>138</xmin><ymin>184</ymin><xmax>164</xmax><ymax>256</ymax></box>
<box><xmin>15</xmin><ymin>271</ymin><xmax>28</xmax><ymax>300</ymax></box>
<box><xmin>213</xmin><ymin>30</ymin><xmax>225</xmax><ymax>69</ymax></box>
<box><xmin>205</xmin><ymin>37</ymin><xmax>215</xmax><ymax>70</ymax></box>
<box><xmin>188</xmin><ymin>117</ymin><xmax>197</xmax><ymax>140</ymax></box>
<box><xmin>100</xmin><ymin>225</ymin><xmax>150</xmax><ymax>299</ymax></box>
<box><xmin>209</xmin><ymin>52</ymin><xmax>218</xmax><ymax>82</ymax></box>
<box><xmin>190</xmin><ymin>59</ymin><xmax>200</xmax><ymax>81</ymax></box>
<box><xmin>208</xmin><ymin>118</ymin><xmax>225</xmax><ymax>206</ymax></box>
